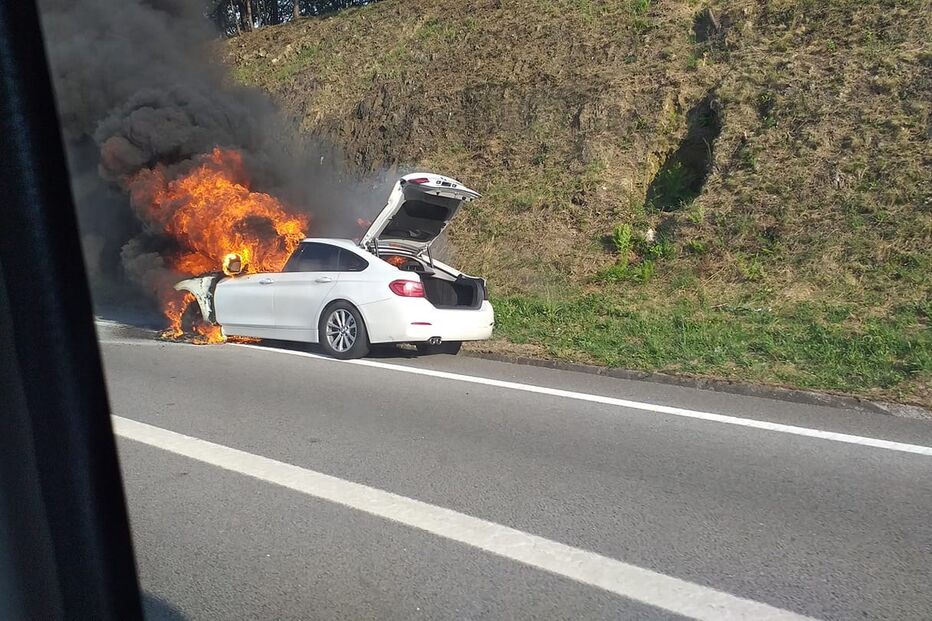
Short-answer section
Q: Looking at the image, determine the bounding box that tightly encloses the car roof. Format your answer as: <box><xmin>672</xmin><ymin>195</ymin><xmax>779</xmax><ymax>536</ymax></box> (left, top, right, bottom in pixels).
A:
<box><xmin>300</xmin><ymin>238</ymin><xmax>362</xmax><ymax>251</ymax></box>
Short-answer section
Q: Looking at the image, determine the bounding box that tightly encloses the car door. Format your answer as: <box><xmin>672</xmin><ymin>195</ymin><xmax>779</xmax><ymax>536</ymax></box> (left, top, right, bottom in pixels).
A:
<box><xmin>272</xmin><ymin>242</ymin><xmax>341</xmax><ymax>341</ymax></box>
<box><xmin>214</xmin><ymin>271</ymin><xmax>277</xmax><ymax>330</ymax></box>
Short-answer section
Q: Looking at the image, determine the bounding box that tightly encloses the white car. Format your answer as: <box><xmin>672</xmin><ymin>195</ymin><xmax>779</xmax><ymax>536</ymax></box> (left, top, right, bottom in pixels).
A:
<box><xmin>174</xmin><ymin>173</ymin><xmax>494</xmax><ymax>359</ymax></box>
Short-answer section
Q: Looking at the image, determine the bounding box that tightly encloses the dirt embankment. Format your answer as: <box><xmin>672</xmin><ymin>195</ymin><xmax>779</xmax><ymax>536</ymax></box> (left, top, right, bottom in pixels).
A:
<box><xmin>223</xmin><ymin>0</ymin><xmax>931</xmax><ymax>406</ymax></box>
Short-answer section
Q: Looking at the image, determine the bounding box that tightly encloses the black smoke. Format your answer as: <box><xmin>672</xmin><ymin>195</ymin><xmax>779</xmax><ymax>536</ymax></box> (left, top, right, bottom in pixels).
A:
<box><xmin>37</xmin><ymin>0</ymin><xmax>386</xmax><ymax>315</ymax></box>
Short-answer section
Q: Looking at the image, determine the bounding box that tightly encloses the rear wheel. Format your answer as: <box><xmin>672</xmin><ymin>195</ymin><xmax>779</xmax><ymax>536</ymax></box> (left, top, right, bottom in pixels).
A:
<box><xmin>319</xmin><ymin>302</ymin><xmax>369</xmax><ymax>360</ymax></box>
<box><xmin>416</xmin><ymin>341</ymin><xmax>462</xmax><ymax>356</ymax></box>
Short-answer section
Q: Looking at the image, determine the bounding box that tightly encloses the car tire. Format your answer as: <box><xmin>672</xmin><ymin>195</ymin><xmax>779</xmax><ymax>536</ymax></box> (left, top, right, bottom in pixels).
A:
<box><xmin>319</xmin><ymin>301</ymin><xmax>369</xmax><ymax>360</ymax></box>
<box><xmin>416</xmin><ymin>341</ymin><xmax>462</xmax><ymax>356</ymax></box>
<box><xmin>180</xmin><ymin>300</ymin><xmax>208</xmax><ymax>337</ymax></box>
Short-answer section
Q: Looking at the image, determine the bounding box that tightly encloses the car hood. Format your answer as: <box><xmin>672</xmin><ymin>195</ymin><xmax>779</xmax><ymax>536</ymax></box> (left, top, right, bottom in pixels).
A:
<box><xmin>360</xmin><ymin>173</ymin><xmax>480</xmax><ymax>254</ymax></box>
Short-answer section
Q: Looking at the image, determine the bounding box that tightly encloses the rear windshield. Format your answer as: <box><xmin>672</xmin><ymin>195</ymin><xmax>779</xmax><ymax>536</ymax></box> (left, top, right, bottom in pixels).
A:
<box><xmin>381</xmin><ymin>254</ymin><xmax>425</xmax><ymax>272</ymax></box>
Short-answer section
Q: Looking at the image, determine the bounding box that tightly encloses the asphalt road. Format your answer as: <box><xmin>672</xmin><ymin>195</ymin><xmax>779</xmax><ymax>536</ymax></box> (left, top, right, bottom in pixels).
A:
<box><xmin>96</xmin><ymin>322</ymin><xmax>932</xmax><ymax>620</ymax></box>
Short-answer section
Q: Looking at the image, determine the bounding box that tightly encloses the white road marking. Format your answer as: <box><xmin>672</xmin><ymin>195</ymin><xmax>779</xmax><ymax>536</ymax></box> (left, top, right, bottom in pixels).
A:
<box><xmin>232</xmin><ymin>344</ymin><xmax>932</xmax><ymax>457</ymax></box>
<box><xmin>113</xmin><ymin>415</ymin><xmax>815</xmax><ymax>621</ymax></box>
<box><xmin>99</xmin><ymin>339</ymin><xmax>197</xmax><ymax>347</ymax></box>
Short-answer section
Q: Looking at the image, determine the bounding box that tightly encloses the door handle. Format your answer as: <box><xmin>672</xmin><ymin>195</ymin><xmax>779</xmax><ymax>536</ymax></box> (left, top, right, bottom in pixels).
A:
<box><xmin>259</xmin><ymin>278</ymin><xmax>274</xmax><ymax>285</ymax></box>
<box><xmin>315</xmin><ymin>276</ymin><xmax>333</xmax><ymax>283</ymax></box>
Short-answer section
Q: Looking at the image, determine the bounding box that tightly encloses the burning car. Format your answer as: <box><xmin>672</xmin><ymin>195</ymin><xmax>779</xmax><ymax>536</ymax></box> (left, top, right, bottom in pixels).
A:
<box><xmin>173</xmin><ymin>173</ymin><xmax>494</xmax><ymax>359</ymax></box>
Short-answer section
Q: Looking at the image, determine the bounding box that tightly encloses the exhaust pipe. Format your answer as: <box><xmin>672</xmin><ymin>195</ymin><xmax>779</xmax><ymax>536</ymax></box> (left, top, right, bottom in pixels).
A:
<box><xmin>427</xmin><ymin>336</ymin><xmax>442</xmax><ymax>345</ymax></box>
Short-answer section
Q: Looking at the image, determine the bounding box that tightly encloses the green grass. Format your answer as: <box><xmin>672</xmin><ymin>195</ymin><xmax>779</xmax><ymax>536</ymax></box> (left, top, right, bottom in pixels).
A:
<box><xmin>647</xmin><ymin>161</ymin><xmax>700</xmax><ymax>211</ymax></box>
<box><xmin>271</xmin><ymin>44</ymin><xmax>321</xmax><ymax>81</ymax></box>
<box><xmin>492</xmin><ymin>293</ymin><xmax>932</xmax><ymax>399</ymax></box>
<box><xmin>224</xmin><ymin>0</ymin><xmax>932</xmax><ymax>406</ymax></box>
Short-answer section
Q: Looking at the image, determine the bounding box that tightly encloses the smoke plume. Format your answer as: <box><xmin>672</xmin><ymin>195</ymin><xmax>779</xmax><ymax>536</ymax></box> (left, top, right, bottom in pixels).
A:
<box><xmin>37</xmin><ymin>0</ymin><xmax>385</xmax><ymax>315</ymax></box>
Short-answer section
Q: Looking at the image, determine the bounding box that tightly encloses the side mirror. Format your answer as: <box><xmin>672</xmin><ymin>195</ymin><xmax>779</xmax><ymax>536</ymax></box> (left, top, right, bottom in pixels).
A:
<box><xmin>222</xmin><ymin>252</ymin><xmax>243</xmax><ymax>276</ymax></box>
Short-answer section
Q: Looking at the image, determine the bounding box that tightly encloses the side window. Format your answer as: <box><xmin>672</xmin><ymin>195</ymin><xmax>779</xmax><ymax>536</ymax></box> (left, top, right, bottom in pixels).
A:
<box><xmin>339</xmin><ymin>249</ymin><xmax>369</xmax><ymax>272</ymax></box>
<box><xmin>282</xmin><ymin>245</ymin><xmax>306</xmax><ymax>272</ymax></box>
<box><xmin>298</xmin><ymin>243</ymin><xmax>340</xmax><ymax>271</ymax></box>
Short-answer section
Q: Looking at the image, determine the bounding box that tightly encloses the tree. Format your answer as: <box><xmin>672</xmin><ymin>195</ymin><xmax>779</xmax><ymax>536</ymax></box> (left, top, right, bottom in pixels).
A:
<box><xmin>206</xmin><ymin>0</ymin><xmax>242</xmax><ymax>36</ymax></box>
<box><xmin>241</xmin><ymin>0</ymin><xmax>253</xmax><ymax>32</ymax></box>
<box><xmin>206</xmin><ymin>0</ymin><xmax>382</xmax><ymax>37</ymax></box>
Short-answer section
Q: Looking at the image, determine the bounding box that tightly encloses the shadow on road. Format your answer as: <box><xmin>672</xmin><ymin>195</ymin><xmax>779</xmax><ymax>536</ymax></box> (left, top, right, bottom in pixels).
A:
<box><xmin>95</xmin><ymin>308</ymin><xmax>448</xmax><ymax>362</ymax></box>
<box><xmin>95</xmin><ymin>303</ymin><xmax>165</xmax><ymax>331</ymax></box>
<box><xmin>142</xmin><ymin>592</ymin><xmax>187</xmax><ymax>620</ymax></box>
<box><xmin>257</xmin><ymin>339</ymin><xmax>423</xmax><ymax>360</ymax></box>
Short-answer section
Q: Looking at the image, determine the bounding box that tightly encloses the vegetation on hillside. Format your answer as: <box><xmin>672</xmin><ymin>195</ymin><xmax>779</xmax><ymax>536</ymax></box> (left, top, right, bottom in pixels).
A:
<box><xmin>223</xmin><ymin>0</ymin><xmax>931</xmax><ymax>405</ymax></box>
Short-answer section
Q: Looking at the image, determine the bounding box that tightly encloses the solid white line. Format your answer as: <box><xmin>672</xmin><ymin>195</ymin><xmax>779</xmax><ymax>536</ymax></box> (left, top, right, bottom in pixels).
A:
<box><xmin>232</xmin><ymin>344</ymin><xmax>932</xmax><ymax>457</ymax></box>
<box><xmin>99</xmin><ymin>339</ymin><xmax>197</xmax><ymax>347</ymax></box>
<box><xmin>113</xmin><ymin>415</ymin><xmax>815</xmax><ymax>620</ymax></box>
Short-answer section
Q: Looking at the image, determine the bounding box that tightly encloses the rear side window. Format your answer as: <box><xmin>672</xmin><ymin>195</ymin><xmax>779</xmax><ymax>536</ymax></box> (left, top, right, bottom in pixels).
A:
<box><xmin>283</xmin><ymin>243</ymin><xmax>341</xmax><ymax>272</ymax></box>
<box><xmin>339</xmin><ymin>249</ymin><xmax>368</xmax><ymax>272</ymax></box>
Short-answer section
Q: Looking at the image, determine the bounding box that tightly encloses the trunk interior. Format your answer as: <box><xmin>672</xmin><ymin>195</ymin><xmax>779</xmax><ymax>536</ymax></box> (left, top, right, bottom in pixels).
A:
<box><xmin>420</xmin><ymin>274</ymin><xmax>483</xmax><ymax>309</ymax></box>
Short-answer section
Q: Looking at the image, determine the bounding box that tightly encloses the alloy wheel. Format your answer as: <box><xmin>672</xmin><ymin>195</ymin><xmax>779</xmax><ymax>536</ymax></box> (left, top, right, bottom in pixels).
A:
<box><xmin>326</xmin><ymin>308</ymin><xmax>357</xmax><ymax>353</ymax></box>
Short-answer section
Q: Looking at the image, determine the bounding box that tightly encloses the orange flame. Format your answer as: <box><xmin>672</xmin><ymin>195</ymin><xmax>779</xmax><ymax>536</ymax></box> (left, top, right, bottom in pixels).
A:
<box><xmin>162</xmin><ymin>292</ymin><xmax>226</xmax><ymax>344</ymax></box>
<box><xmin>162</xmin><ymin>293</ymin><xmax>189</xmax><ymax>340</ymax></box>
<box><xmin>130</xmin><ymin>147</ymin><xmax>309</xmax><ymax>343</ymax></box>
<box><xmin>192</xmin><ymin>323</ymin><xmax>226</xmax><ymax>345</ymax></box>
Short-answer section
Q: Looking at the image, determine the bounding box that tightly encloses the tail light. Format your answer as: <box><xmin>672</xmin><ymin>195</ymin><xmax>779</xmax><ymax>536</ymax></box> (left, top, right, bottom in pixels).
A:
<box><xmin>389</xmin><ymin>279</ymin><xmax>425</xmax><ymax>297</ymax></box>
<box><xmin>406</xmin><ymin>177</ymin><xmax>430</xmax><ymax>185</ymax></box>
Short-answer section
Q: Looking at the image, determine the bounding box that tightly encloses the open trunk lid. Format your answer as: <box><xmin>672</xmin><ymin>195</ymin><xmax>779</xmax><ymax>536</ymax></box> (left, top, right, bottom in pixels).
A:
<box><xmin>360</xmin><ymin>173</ymin><xmax>480</xmax><ymax>254</ymax></box>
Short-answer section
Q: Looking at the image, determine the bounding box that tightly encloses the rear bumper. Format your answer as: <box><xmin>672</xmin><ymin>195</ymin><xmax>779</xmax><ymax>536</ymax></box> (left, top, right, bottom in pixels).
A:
<box><xmin>359</xmin><ymin>298</ymin><xmax>495</xmax><ymax>344</ymax></box>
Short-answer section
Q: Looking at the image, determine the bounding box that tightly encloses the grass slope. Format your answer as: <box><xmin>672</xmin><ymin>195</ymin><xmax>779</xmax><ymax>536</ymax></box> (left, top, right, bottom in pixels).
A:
<box><xmin>224</xmin><ymin>0</ymin><xmax>931</xmax><ymax>405</ymax></box>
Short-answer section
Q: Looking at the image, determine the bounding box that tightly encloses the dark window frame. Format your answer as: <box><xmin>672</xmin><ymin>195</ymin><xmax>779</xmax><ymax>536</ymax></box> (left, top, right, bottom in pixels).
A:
<box><xmin>284</xmin><ymin>242</ymin><xmax>369</xmax><ymax>273</ymax></box>
<box><xmin>338</xmin><ymin>248</ymin><xmax>369</xmax><ymax>272</ymax></box>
